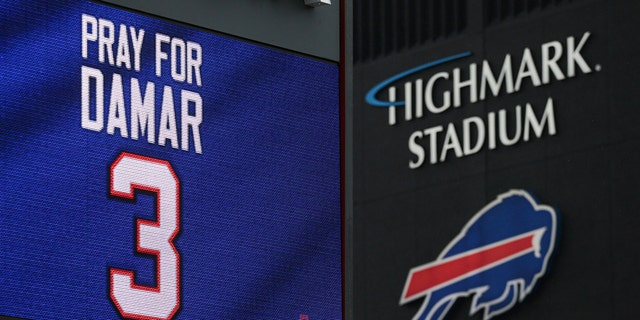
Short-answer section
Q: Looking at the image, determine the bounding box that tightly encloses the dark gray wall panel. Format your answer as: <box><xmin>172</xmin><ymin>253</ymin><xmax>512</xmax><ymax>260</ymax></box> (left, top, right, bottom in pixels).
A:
<box><xmin>353</xmin><ymin>0</ymin><xmax>640</xmax><ymax>319</ymax></box>
<box><xmin>99</xmin><ymin>0</ymin><xmax>339</xmax><ymax>61</ymax></box>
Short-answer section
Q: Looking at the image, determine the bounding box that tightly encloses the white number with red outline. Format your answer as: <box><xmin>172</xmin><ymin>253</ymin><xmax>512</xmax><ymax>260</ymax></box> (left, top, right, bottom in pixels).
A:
<box><xmin>109</xmin><ymin>152</ymin><xmax>181</xmax><ymax>320</ymax></box>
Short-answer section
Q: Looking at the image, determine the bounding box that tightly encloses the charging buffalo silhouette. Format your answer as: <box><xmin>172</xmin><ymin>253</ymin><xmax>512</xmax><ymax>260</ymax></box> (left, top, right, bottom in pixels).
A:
<box><xmin>400</xmin><ymin>190</ymin><xmax>558</xmax><ymax>320</ymax></box>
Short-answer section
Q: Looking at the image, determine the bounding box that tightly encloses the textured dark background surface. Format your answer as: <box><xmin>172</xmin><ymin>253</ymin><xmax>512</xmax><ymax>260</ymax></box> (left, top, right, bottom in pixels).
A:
<box><xmin>99</xmin><ymin>0</ymin><xmax>341</xmax><ymax>62</ymax></box>
<box><xmin>353</xmin><ymin>0</ymin><xmax>640</xmax><ymax>318</ymax></box>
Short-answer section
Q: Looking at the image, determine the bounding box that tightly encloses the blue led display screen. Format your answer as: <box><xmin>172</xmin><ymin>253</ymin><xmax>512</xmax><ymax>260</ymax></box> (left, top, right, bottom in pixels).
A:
<box><xmin>0</xmin><ymin>1</ymin><xmax>341</xmax><ymax>319</ymax></box>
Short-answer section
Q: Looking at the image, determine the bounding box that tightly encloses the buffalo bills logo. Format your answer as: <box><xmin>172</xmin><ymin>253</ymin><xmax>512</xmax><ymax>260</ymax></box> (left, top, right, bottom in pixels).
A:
<box><xmin>400</xmin><ymin>190</ymin><xmax>558</xmax><ymax>320</ymax></box>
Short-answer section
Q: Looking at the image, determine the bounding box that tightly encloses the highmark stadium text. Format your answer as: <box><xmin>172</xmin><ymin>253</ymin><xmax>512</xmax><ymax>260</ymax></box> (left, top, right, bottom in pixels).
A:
<box><xmin>365</xmin><ymin>32</ymin><xmax>596</xmax><ymax>168</ymax></box>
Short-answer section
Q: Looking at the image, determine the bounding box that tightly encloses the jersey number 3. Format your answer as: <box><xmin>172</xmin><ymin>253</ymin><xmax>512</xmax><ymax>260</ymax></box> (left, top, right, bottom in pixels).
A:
<box><xmin>109</xmin><ymin>152</ymin><xmax>181</xmax><ymax>320</ymax></box>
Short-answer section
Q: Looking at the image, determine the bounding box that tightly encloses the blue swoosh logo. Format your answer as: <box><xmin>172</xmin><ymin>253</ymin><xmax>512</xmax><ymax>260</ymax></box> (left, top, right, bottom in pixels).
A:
<box><xmin>365</xmin><ymin>52</ymin><xmax>472</xmax><ymax>107</ymax></box>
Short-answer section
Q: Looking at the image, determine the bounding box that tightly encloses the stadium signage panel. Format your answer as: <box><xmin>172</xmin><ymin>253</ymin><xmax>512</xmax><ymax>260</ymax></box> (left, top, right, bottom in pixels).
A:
<box><xmin>365</xmin><ymin>32</ymin><xmax>598</xmax><ymax>169</ymax></box>
<box><xmin>1</xmin><ymin>1</ymin><xmax>341</xmax><ymax>319</ymax></box>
